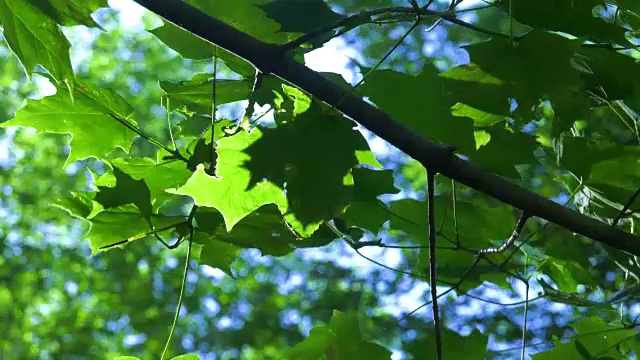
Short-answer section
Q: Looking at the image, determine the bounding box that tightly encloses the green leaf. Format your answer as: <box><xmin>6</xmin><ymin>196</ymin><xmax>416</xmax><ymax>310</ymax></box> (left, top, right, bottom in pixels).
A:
<box><xmin>169</xmin><ymin>129</ymin><xmax>288</xmax><ymax>232</ymax></box>
<box><xmin>328</xmin><ymin>311</ymin><xmax>391</xmax><ymax>359</ymax></box>
<box><xmin>389</xmin><ymin>198</ymin><xmax>516</xmax><ymax>289</ymax></box>
<box><xmin>54</xmin><ymin>191</ymin><xmax>95</xmax><ymax>219</ymax></box>
<box><xmin>179</xmin><ymin>118</ymin><xmax>235</xmax><ymax>174</ymax></box>
<box><xmin>95</xmin><ymin>166</ymin><xmax>153</xmax><ymax>217</ymax></box>
<box><xmin>110</xmin><ymin>157</ymin><xmax>193</xmax><ymax>210</ymax></box>
<box><xmin>463</xmin><ymin>30</ymin><xmax>583</xmax><ymax>119</ymax></box>
<box><xmin>1</xmin><ymin>80</ymin><xmax>136</xmax><ymax>164</ymax></box>
<box><xmin>160</xmin><ymin>73</ymin><xmax>252</xmax><ymax>115</ymax></box>
<box><xmin>243</xmin><ymin>106</ymin><xmax>368</xmax><ymax>233</ymax></box>
<box><xmin>284</xmin><ymin>326</ymin><xmax>337</xmax><ymax>359</ymax></box>
<box><xmin>343</xmin><ymin>200</ymin><xmax>389</xmax><ymax>234</ymax></box>
<box><xmin>618</xmin><ymin>0</ymin><xmax>640</xmax><ymax>13</ymax></box>
<box><xmin>150</xmin><ymin>21</ymin><xmax>255</xmax><ymax>77</ymax></box>
<box><xmin>406</xmin><ymin>328</ymin><xmax>488</xmax><ymax>360</ymax></box>
<box><xmin>192</xmin><ymin>231</ymin><xmax>240</xmax><ymax>277</ymax></box>
<box><xmin>450</xmin><ymin>103</ymin><xmax>506</xmax><ymax>127</ymax></box>
<box><xmin>589</xmin><ymin>157</ymin><xmax>640</xmax><ymax>191</ymax></box>
<box><xmin>441</xmin><ymin>64</ymin><xmax>511</xmax><ymax>119</ymax></box>
<box><xmin>548</xmin><ymin>89</ymin><xmax>590</xmax><ymax>136</ymax></box>
<box><xmin>540</xmin><ymin>256</ymin><xmax>593</xmax><ymax>293</ymax></box>
<box><xmin>533</xmin><ymin>317</ymin><xmax>637</xmax><ymax>359</ymax></box>
<box><xmin>194</xmin><ymin>206</ymin><xmax>336</xmax><ymax>256</ymax></box>
<box><xmin>181</xmin><ymin>0</ymin><xmax>296</xmax><ymax>44</ymax></box>
<box><xmin>470</xmin><ymin>125</ymin><xmax>539</xmax><ymax>179</ymax></box>
<box><xmin>574</xmin><ymin>341</ymin><xmax>593</xmax><ymax>360</ymax></box>
<box><xmin>176</xmin><ymin>114</ymin><xmax>215</xmax><ymax>138</ymax></box>
<box><xmin>576</xmin><ymin>47</ymin><xmax>640</xmax><ymax>101</ymax></box>
<box><xmin>499</xmin><ymin>0</ymin><xmax>630</xmax><ymax>45</ymax></box>
<box><xmin>85</xmin><ymin>204</ymin><xmax>184</xmax><ymax>254</ymax></box>
<box><xmin>357</xmin><ymin>64</ymin><xmax>476</xmax><ymax>154</ymax></box>
<box><xmin>352</xmin><ymin>168</ymin><xmax>399</xmax><ymax>201</ymax></box>
<box><xmin>559</xmin><ymin>137</ymin><xmax>640</xmax><ymax>179</ymax></box>
<box><xmin>30</xmin><ymin>0</ymin><xmax>107</xmax><ymax>27</ymax></box>
<box><xmin>0</xmin><ymin>0</ymin><xmax>74</xmax><ymax>83</ymax></box>
<box><xmin>341</xmin><ymin>168</ymin><xmax>398</xmax><ymax>234</ymax></box>
<box><xmin>258</xmin><ymin>0</ymin><xmax>344</xmax><ymax>33</ymax></box>
<box><xmin>284</xmin><ymin>311</ymin><xmax>391</xmax><ymax>360</ymax></box>
<box><xmin>538</xmin><ymin>278</ymin><xmax>605</xmax><ymax>308</ymax></box>
<box><xmin>170</xmin><ymin>355</ymin><xmax>200</xmax><ymax>360</ymax></box>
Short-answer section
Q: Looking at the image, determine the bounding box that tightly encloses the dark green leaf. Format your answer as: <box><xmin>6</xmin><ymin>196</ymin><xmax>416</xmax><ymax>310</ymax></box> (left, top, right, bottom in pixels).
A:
<box><xmin>499</xmin><ymin>0</ymin><xmax>629</xmax><ymax>45</ymax></box>
<box><xmin>95</xmin><ymin>166</ymin><xmax>153</xmax><ymax>217</ymax></box>
<box><xmin>258</xmin><ymin>0</ymin><xmax>344</xmax><ymax>33</ymax></box>
<box><xmin>470</xmin><ymin>125</ymin><xmax>539</xmax><ymax>179</ymax></box>
<box><xmin>243</xmin><ymin>104</ymin><xmax>371</xmax><ymax>233</ymax></box>
<box><xmin>358</xmin><ymin>64</ymin><xmax>476</xmax><ymax>154</ymax></box>
<box><xmin>407</xmin><ymin>328</ymin><xmax>488</xmax><ymax>360</ymax></box>
<box><xmin>192</xmin><ymin>232</ymin><xmax>240</xmax><ymax>277</ymax></box>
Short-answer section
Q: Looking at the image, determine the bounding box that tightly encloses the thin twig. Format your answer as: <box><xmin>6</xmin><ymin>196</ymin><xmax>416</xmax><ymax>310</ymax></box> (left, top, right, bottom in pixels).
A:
<box><xmin>427</xmin><ymin>169</ymin><xmax>443</xmax><ymax>360</ymax></box>
<box><xmin>160</xmin><ymin>224</ymin><xmax>194</xmax><ymax>359</ymax></box>
<box><xmin>240</xmin><ymin>69</ymin><xmax>264</xmax><ymax>127</ymax></box>
<box><xmin>210</xmin><ymin>51</ymin><xmax>218</xmax><ymax>165</ymax></box>
<box><xmin>612</xmin><ymin>187</ymin><xmax>640</xmax><ymax>227</ymax></box>
<box><xmin>520</xmin><ymin>277</ymin><xmax>530</xmax><ymax>360</ymax></box>
<box><xmin>165</xmin><ymin>97</ymin><xmax>178</xmax><ymax>150</ymax></box>
<box><xmin>353</xmin><ymin>247</ymin><xmax>430</xmax><ymax>280</ymax></box>
<box><xmin>479</xmin><ymin>212</ymin><xmax>530</xmax><ymax>255</ymax></box>
<box><xmin>282</xmin><ymin>6</ymin><xmax>503</xmax><ymax>51</ymax></box>
<box><xmin>108</xmin><ymin>113</ymin><xmax>188</xmax><ymax>163</ymax></box>
<box><xmin>98</xmin><ymin>220</ymin><xmax>186</xmax><ymax>250</ymax></box>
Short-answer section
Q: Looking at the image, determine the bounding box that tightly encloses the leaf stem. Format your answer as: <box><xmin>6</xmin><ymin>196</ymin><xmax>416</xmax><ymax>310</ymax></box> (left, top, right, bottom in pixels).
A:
<box><xmin>160</xmin><ymin>225</ymin><xmax>194</xmax><ymax>360</ymax></box>
<box><xmin>165</xmin><ymin>97</ymin><xmax>178</xmax><ymax>150</ymax></box>
<box><xmin>108</xmin><ymin>113</ymin><xmax>188</xmax><ymax>163</ymax></box>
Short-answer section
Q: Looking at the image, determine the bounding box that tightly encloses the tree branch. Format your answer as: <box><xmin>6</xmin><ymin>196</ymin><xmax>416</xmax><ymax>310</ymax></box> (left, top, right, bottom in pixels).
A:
<box><xmin>132</xmin><ymin>0</ymin><xmax>640</xmax><ymax>256</ymax></box>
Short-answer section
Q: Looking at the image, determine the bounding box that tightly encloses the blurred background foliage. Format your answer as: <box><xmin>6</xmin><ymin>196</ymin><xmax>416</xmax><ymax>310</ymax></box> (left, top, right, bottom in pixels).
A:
<box><xmin>1</xmin><ymin>0</ymin><xmax>640</xmax><ymax>359</ymax></box>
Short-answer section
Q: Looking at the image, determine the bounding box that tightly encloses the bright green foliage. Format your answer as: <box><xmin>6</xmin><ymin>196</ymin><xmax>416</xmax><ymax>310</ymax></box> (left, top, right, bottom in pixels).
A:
<box><xmin>84</xmin><ymin>204</ymin><xmax>182</xmax><ymax>254</ymax></box>
<box><xmin>160</xmin><ymin>74</ymin><xmax>253</xmax><ymax>115</ymax></box>
<box><xmin>109</xmin><ymin>157</ymin><xmax>193</xmax><ymax>211</ymax></box>
<box><xmin>2</xmin><ymin>0</ymin><xmax>640</xmax><ymax>359</ymax></box>
<box><xmin>180</xmin><ymin>0</ymin><xmax>297</xmax><ymax>44</ymax></box>
<box><xmin>0</xmin><ymin>79</ymin><xmax>136</xmax><ymax>164</ymax></box>
<box><xmin>0</xmin><ymin>0</ymin><xmax>75</xmax><ymax>84</ymax></box>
